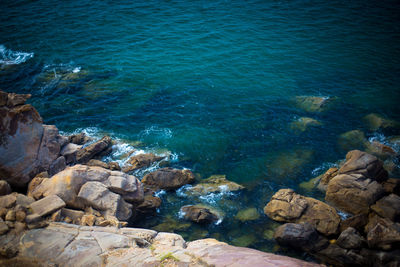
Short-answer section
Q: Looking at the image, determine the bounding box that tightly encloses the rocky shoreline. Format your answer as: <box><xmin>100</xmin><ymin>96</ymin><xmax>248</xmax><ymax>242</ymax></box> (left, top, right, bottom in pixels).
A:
<box><xmin>1</xmin><ymin>90</ymin><xmax>399</xmax><ymax>266</ymax></box>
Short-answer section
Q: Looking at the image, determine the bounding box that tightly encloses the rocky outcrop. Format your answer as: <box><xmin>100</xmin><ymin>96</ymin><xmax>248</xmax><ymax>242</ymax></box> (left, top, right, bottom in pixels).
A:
<box><xmin>29</xmin><ymin>164</ymin><xmax>143</xmax><ymax>221</ymax></box>
<box><xmin>264</xmin><ymin>189</ymin><xmax>340</xmax><ymax>236</ymax></box>
<box><xmin>0</xmin><ymin>90</ymin><xmax>64</xmax><ymax>187</ymax></box>
<box><xmin>187</xmin><ymin>174</ymin><xmax>244</xmax><ymax>195</ymax></box>
<box><xmin>141</xmin><ymin>167</ymin><xmax>195</xmax><ymax>190</ymax></box>
<box><xmin>122</xmin><ymin>153</ymin><xmax>164</xmax><ymax>173</ymax></box>
<box><xmin>0</xmin><ymin>222</ymin><xmax>321</xmax><ymax>267</ymax></box>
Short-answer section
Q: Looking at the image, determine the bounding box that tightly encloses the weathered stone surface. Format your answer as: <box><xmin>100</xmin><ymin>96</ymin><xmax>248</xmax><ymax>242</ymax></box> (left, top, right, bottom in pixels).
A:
<box><xmin>30</xmin><ymin>165</ymin><xmax>143</xmax><ymax>219</ymax></box>
<box><xmin>371</xmin><ymin>194</ymin><xmax>400</xmax><ymax>221</ymax></box>
<box><xmin>142</xmin><ymin>167</ymin><xmax>195</xmax><ymax>190</ymax></box>
<box><xmin>338</xmin><ymin>150</ymin><xmax>388</xmax><ymax>182</ymax></box>
<box><xmin>29</xmin><ymin>195</ymin><xmax>66</xmax><ymax>217</ymax></box>
<box><xmin>48</xmin><ymin>156</ymin><xmax>66</xmax><ymax>176</ymax></box>
<box><xmin>60</xmin><ymin>143</ymin><xmax>82</xmax><ymax>164</ymax></box>
<box><xmin>274</xmin><ymin>223</ymin><xmax>328</xmax><ymax>252</ymax></box>
<box><xmin>69</xmin><ymin>132</ymin><xmax>91</xmax><ymax>145</ymax></box>
<box><xmin>86</xmin><ymin>159</ymin><xmax>108</xmax><ymax>168</ymax></box>
<box><xmin>77</xmin><ymin>181</ymin><xmax>132</xmax><ymax>221</ymax></box>
<box><xmin>0</xmin><ymin>221</ymin><xmax>9</xmax><ymax>235</ymax></box>
<box><xmin>122</xmin><ymin>153</ymin><xmax>164</xmax><ymax>173</ymax></box>
<box><xmin>317</xmin><ymin>167</ymin><xmax>338</xmax><ymax>191</ymax></box>
<box><xmin>181</xmin><ymin>205</ymin><xmax>220</xmax><ymax>224</ymax></box>
<box><xmin>188</xmin><ymin>174</ymin><xmax>244</xmax><ymax>195</ymax></box>
<box><xmin>265</xmin><ymin>189</ymin><xmax>340</xmax><ymax>235</ymax></box>
<box><xmin>264</xmin><ymin>189</ymin><xmax>308</xmax><ymax>222</ymax></box>
<box><xmin>136</xmin><ymin>194</ymin><xmax>162</xmax><ymax>214</ymax></box>
<box><xmin>336</xmin><ymin>227</ymin><xmax>365</xmax><ymax>249</ymax></box>
<box><xmin>295</xmin><ymin>96</ymin><xmax>334</xmax><ymax>112</ymax></box>
<box><xmin>75</xmin><ymin>136</ymin><xmax>112</xmax><ymax>163</ymax></box>
<box><xmin>381</xmin><ymin>178</ymin><xmax>400</xmax><ymax>195</ymax></box>
<box><xmin>0</xmin><ymin>193</ymin><xmax>17</xmax><ymax>208</ymax></box>
<box><xmin>340</xmin><ymin>213</ymin><xmax>369</xmax><ymax>233</ymax></box>
<box><xmin>326</xmin><ymin>173</ymin><xmax>384</xmax><ymax>215</ymax></box>
<box><xmin>6</xmin><ymin>92</ymin><xmax>31</xmax><ymax>107</ymax></box>
<box><xmin>60</xmin><ymin>208</ymin><xmax>84</xmax><ymax>223</ymax></box>
<box><xmin>367</xmin><ymin>218</ymin><xmax>400</xmax><ymax>250</ymax></box>
<box><xmin>0</xmin><ymin>180</ymin><xmax>11</xmax><ymax>196</ymax></box>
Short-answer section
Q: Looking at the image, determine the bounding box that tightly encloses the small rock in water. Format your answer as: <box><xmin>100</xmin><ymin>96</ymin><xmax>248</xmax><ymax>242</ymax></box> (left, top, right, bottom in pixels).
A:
<box><xmin>235</xmin><ymin>208</ymin><xmax>260</xmax><ymax>222</ymax></box>
<box><xmin>295</xmin><ymin>96</ymin><xmax>335</xmax><ymax>112</ymax></box>
<box><xmin>337</xmin><ymin>130</ymin><xmax>367</xmax><ymax>151</ymax></box>
<box><xmin>289</xmin><ymin>117</ymin><xmax>322</xmax><ymax>133</ymax></box>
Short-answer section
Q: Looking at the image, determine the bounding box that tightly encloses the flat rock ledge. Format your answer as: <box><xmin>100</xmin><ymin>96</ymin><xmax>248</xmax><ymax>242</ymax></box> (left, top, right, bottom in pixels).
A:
<box><xmin>0</xmin><ymin>222</ymin><xmax>321</xmax><ymax>267</ymax></box>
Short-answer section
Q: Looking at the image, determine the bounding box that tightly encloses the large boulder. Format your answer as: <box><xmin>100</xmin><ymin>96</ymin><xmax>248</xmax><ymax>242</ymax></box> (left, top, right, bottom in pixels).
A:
<box><xmin>141</xmin><ymin>167</ymin><xmax>195</xmax><ymax>190</ymax></box>
<box><xmin>0</xmin><ymin>91</ymin><xmax>63</xmax><ymax>187</ymax></box>
<box><xmin>338</xmin><ymin>150</ymin><xmax>388</xmax><ymax>182</ymax></box>
<box><xmin>325</xmin><ymin>173</ymin><xmax>384</xmax><ymax>215</ymax></box>
<box><xmin>29</xmin><ymin>165</ymin><xmax>143</xmax><ymax>221</ymax></box>
<box><xmin>264</xmin><ymin>189</ymin><xmax>340</xmax><ymax>236</ymax></box>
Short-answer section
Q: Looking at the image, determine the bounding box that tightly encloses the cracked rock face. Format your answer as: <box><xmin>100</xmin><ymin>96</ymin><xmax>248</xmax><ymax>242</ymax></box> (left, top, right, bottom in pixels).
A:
<box><xmin>0</xmin><ymin>90</ymin><xmax>64</xmax><ymax>187</ymax></box>
<box><xmin>29</xmin><ymin>164</ymin><xmax>144</xmax><ymax>221</ymax></box>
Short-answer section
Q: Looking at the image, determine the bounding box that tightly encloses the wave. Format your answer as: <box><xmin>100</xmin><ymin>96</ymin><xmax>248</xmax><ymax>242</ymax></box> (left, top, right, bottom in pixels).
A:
<box><xmin>0</xmin><ymin>45</ymin><xmax>34</xmax><ymax>66</ymax></box>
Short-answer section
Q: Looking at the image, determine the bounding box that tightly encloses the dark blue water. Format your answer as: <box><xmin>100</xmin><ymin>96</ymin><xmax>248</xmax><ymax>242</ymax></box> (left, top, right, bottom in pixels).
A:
<box><xmin>1</xmin><ymin>0</ymin><xmax>400</xmax><ymax>254</ymax></box>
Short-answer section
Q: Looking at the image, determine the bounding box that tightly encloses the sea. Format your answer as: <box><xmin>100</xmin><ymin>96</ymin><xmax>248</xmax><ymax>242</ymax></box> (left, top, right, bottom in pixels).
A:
<box><xmin>1</xmin><ymin>0</ymin><xmax>400</xmax><ymax>256</ymax></box>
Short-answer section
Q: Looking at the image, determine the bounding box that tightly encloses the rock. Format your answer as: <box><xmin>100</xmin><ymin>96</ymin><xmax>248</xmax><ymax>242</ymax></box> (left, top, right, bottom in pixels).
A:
<box><xmin>326</xmin><ymin>173</ymin><xmax>385</xmax><ymax>215</ymax></box>
<box><xmin>0</xmin><ymin>193</ymin><xmax>16</xmax><ymax>208</ymax></box>
<box><xmin>153</xmin><ymin>216</ymin><xmax>191</xmax><ymax>233</ymax></box>
<box><xmin>60</xmin><ymin>143</ymin><xmax>82</xmax><ymax>164</ymax></box>
<box><xmin>235</xmin><ymin>208</ymin><xmax>260</xmax><ymax>222</ymax></box>
<box><xmin>86</xmin><ymin>159</ymin><xmax>108</xmax><ymax>169</ymax></box>
<box><xmin>317</xmin><ymin>167</ymin><xmax>338</xmax><ymax>191</ymax></box>
<box><xmin>142</xmin><ymin>167</ymin><xmax>195</xmax><ymax>190</ymax></box>
<box><xmin>0</xmin><ymin>180</ymin><xmax>11</xmax><ymax>196</ymax></box>
<box><xmin>371</xmin><ymin>194</ymin><xmax>400</xmax><ymax>221</ymax></box>
<box><xmin>340</xmin><ymin>213</ymin><xmax>369</xmax><ymax>233</ymax></box>
<box><xmin>75</xmin><ymin>136</ymin><xmax>112</xmax><ymax>163</ymax></box>
<box><xmin>15</xmin><ymin>210</ymin><xmax>26</xmax><ymax>222</ymax></box>
<box><xmin>77</xmin><ymin>181</ymin><xmax>132</xmax><ymax>221</ymax></box>
<box><xmin>6</xmin><ymin>92</ymin><xmax>31</xmax><ymax>107</ymax></box>
<box><xmin>0</xmin><ymin>91</ymin><xmax>8</xmax><ymax>106</ymax></box>
<box><xmin>51</xmin><ymin>210</ymin><xmax>62</xmax><ymax>222</ymax></box>
<box><xmin>0</xmin><ymin>221</ymin><xmax>9</xmax><ymax>235</ymax></box>
<box><xmin>338</xmin><ymin>150</ymin><xmax>388</xmax><ymax>182</ymax></box>
<box><xmin>299</xmin><ymin>175</ymin><xmax>321</xmax><ymax>192</ymax></box>
<box><xmin>27</xmin><ymin>177</ymin><xmax>46</xmax><ymax>199</ymax></box>
<box><xmin>289</xmin><ymin>117</ymin><xmax>322</xmax><ymax>133</ymax></box>
<box><xmin>15</xmin><ymin>194</ymin><xmax>35</xmax><ymax>208</ymax></box>
<box><xmin>81</xmin><ymin>214</ymin><xmax>96</xmax><ymax>226</ymax></box>
<box><xmin>0</xmin><ymin>100</ymin><xmax>62</xmax><ymax>187</ymax></box>
<box><xmin>316</xmin><ymin>243</ymin><xmax>367</xmax><ymax>266</ymax></box>
<box><xmin>122</xmin><ymin>153</ymin><xmax>164</xmax><ymax>173</ymax></box>
<box><xmin>295</xmin><ymin>96</ymin><xmax>334</xmax><ymax>112</ymax></box>
<box><xmin>381</xmin><ymin>178</ymin><xmax>400</xmax><ymax>195</ymax></box>
<box><xmin>48</xmin><ymin>156</ymin><xmax>66</xmax><ymax>176</ymax></box>
<box><xmin>181</xmin><ymin>205</ymin><xmax>220</xmax><ymax>224</ymax></box>
<box><xmin>5</xmin><ymin>210</ymin><xmax>15</xmax><ymax>221</ymax></box>
<box><xmin>366</xmin><ymin>141</ymin><xmax>397</xmax><ymax>160</ymax></box>
<box><xmin>29</xmin><ymin>195</ymin><xmax>66</xmax><ymax>217</ymax></box>
<box><xmin>274</xmin><ymin>223</ymin><xmax>329</xmax><ymax>252</ymax></box>
<box><xmin>338</xmin><ymin>130</ymin><xmax>367</xmax><ymax>151</ymax></box>
<box><xmin>231</xmin><ymin>234</ymin><xmax>257</xmax><ymax>247</ymax></box>
<box><xmin>107</xmin><ymin>162</ymin><xmax>121</xmax><ymax>171</ymax></box>
<box><xmin>336</xmin><ymin>227</ymin><xmax>365</xmax><ymax>249</ymax></box>
<box><xmin>136</xmin><ymin>194</ymin><xmax>162</xmax><ymax>214</ymax></box>
<box><xmin>363</xmin><ymin>113</ymin><xmax>400</xmax><ymax>132</ymax></box>
<box><xmin>367</xmin><ymin>218</ymin><xmax>400</xmax><ymax>250</ymax></box>
<box><xmin>60</xmin><ymin>208</ymin><xmax>84</xmax><ymax>223</ymax></box>
<box><xmin>69</xmin><ymin>132</ymin><xmax>91</xmax><ymax>145</ymax></box>
<box><xmin>30</xmin><ymin>165</ymin><xmax>143</xmax><ymax>218</ymax></box>
<box><xmin>188</xmin><ymin>174</ymin><xmax>244</xmax><ymax>195</ymax></box>
<box><xmin>264</xmin><ymin>189</ymin><xmax>340</xmax><ymax>235</ymax></box>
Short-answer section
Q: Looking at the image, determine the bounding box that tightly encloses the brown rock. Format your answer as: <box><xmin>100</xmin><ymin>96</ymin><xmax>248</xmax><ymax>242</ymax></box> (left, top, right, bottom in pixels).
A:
<box><xmin>27</xmin><ymin>176</ymin><xmax>46</xmax><ymax>199</ymax></box>
<box><xmin>338</xmin><ymin>150</ymin><xmax>388</xmax><ymax>182</ymax></box>
<box><xmin>81</xmin><ymin>214</ymin><xmax>96</xmax><ymax>226</ymax></box>
<box><xmin>188</xmin><ymin>175</ymin><xmax>244</xmax><ymax>195</ymax></box>
<box><xmin>340</xmin><ymin>213</ymin><xmax>368</xmax><ymax>233</ymax></box>
<box><xmin>86</xmin><ymin>159</ymin><xmax>109</xmax><ymax>169</ymax></box>
<box><xmin>69</xmin><ymin>132</ymin><xmax>91</xmax><ymax>145</ymax></box>
<box><xmin>0</xmin><ymin>193</ymin><xmax>16</xmax><ymax>209</ymax></box>
<box><xmin>381</xmin><ymin>178</ymin><xmax>400</xmax><ymax>195</ymax></box>
<box><xmin>316</xmin><ymin>243</ymin><xmax>367</xmax><ymax>266</ymax></box>
<box><xmin>326</xmin><ymin>173</ymin><xmax>384</xmax><ymax>215</ymax></box>
<box><xmin>13</xmin><ymin>222</ymin><xmax>26</xmax><ymax>233</ymax></box>
<box><xmin>142</xmin><ymin>168</ymin><xmax>195</xmax><ymax>190</ymax></box>
<box><xmin>60</xmin><ymin>143</ymin><xmax>82</xmax><ymax>164</ymax></box>
<box><xmin>5</xmin><ymin>210</ymin><xmax>16</xmax><ymax>221</ymax></box>
<box><xmin>61</xmin><ymin>208</ymin><xmax>84</xmax><ymax>223</ymax></box>
<box><xmin>371</xmin><ymin>194</ymin><xmax>400</xmax><ymax>221</ymax></box>
<box><xmin>265</xmin><ymin>189</ymin><xmax>340</xmax><ymax>235</ymax></box>
<box><xmin>136</xmin><ymin>195</ymin><xmax>162</xmax><ymax>214</ymax></box>
<box><xmin>107</xmin><ymin>162</ymin><xmax>121</xmax><ymax>171</ymax></box>
<box><xmin>0</xmin><ymin>180</ymin><xmax>11</xmax><ymax>196</ymax></box>
<box><xmin>6</xmin><ymin>93</ymin><xmax>31</xmax><ymax>107</ymax></box>
<box><xmin>15</xmin><ymin>210</ymin><xmax>26</xmax><ymax>222</ymax></box>
<box><xmin>0</xmin><ymin>221</ymin><xmax>9</xmax><ymax>235</ymax></box>
<box><xmin>367</xmin><ymin>218</ymin><xmax>400</xmax><ymax>250</ymax></box>
<box><xmin>336</xmin><ymin>227</ymin><xmax>365</xmax><ymax>249</ymax></box>
<box><xmin>181</xmin><ymin>205</ymin><xmax>220</xmax><ymax>224</ymax></box>
<box><xmin>29</xmin><ymin>195</ymin><xmax>66</xmax><ymax>217</ymax></box>
<box><xmin>318</xmin><ymin>167</ymin><xmax>338</xmax><ymax>188</ymax></box>
<box><xmin>122</xmin><ymin>153</ymin><xmax>164</xmax><ymax>173</ymax></box>
<box><xmin>366</xmin><ymin>141</ymin><xmax>397</xmax><ymax>160</ymax></box>
<box><xmin>76</xmin><ymin>136</ymin><xmax>112</xmax><ymax>163</ymax></box>
<box><xmin>50</xmin><ymin>210</ymin><xmax>62</xmax><ymax>222</ymax></box>
<box><xmin>48</xmin><ymin>156</ymin><xmax>66</xmax><ymax>176</ymax></box>
<box><xmin>0</xmin><ymin>91</ymin><xmax>8</xmax><ymax>106</ymax></box>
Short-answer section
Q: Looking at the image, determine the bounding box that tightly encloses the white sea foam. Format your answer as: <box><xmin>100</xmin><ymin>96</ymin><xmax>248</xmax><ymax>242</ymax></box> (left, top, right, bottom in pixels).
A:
<box><xmin>0</xmin><ymin>45</ymin><xmax>34</xmax><ymax>66</ymax></box>
<box><xmin>311</xmin><ymin>162</ymin><xmax>338</xmax><ymax>176</ymax></box>
<box><xmin>139</xmin><ymin>126</ymin><xmax>173</xmax><ymax>139</ymax></box>
<box><xmin>176</xmin><ymin>185</ymin><xmax>193</xmax><ymax>197</ymax></box>
<box><xmin>337</xmin><ymin>210</ymin><xmax>351</xmax><ymax>220</ymax></box>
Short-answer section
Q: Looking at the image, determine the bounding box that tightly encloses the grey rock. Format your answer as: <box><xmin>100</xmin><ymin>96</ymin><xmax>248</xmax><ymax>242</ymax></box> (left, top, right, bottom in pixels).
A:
<box><xmin>48</xmin><ymin>156</ymin><xmax>66</xmax><ymax>176</ymax></box>
<box><xmin>30</xmin><ymin>195</ymin><xmax>66</xmax><ymax>217</ymax></box>
<box><xmin>336</xmin><ymin>227</ymin><xmax>365</xmax><ymax>249</ymax></box>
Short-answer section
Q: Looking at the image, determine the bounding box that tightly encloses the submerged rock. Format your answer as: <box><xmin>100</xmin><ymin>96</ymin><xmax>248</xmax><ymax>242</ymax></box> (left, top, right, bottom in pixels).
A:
<box><xmin>337</xmin><ymin>130</ymin><xmax>367</xmax><ymax>151</ymax></box>
<box><xmin>289</xmin><ymin>117</ymin><xmax>322</xmax><ymax>133</ymax></box>
<box><xmin>235</xmin><ymin>208</ymin><xmax>260</xmax><ymax>222</ymax></box>
<box><xmin>188</xmin><ymin>174</ymin><xmax>244</xmax><ymax>195</ymax></box>
<box><xmin>363</xmin><ymin>113</ymin><xmax>400</xmax><ymax>132</ymax></box>
<box><xmin>264</xmin><ymin>189</ymin><xmax>340</xmax><ymax>236</ymax></box>
<box><xmin>295</xmin><ymin>96</ymin><xmax>335</xmax><ymax>112</ymax></box>
<box><xmin>141</xmin><ymin>167</ymin><xmax>195</xmax><ymax>190</ymax></box>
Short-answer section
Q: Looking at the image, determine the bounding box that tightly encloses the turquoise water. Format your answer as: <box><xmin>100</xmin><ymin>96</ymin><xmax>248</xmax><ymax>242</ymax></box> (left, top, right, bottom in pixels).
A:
<box><xmin>1</xmin><ymin>0</ymin><xmax>400</xmax><ymax>254</ymax></box>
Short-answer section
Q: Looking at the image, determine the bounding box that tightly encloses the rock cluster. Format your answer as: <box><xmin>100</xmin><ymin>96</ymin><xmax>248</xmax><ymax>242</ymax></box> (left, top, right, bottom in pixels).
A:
<box><xmin>265</xmin><ymin>150</ymin><xmax>400</xmax><ymax>266</ymax></box>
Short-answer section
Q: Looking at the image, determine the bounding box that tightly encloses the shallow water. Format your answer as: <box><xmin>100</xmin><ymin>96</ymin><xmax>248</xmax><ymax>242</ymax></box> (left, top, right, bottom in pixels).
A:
<box><xmin>1</xmin><ymin>0</ymin><xmax>400</xmax><ymax>255</ymax></box>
